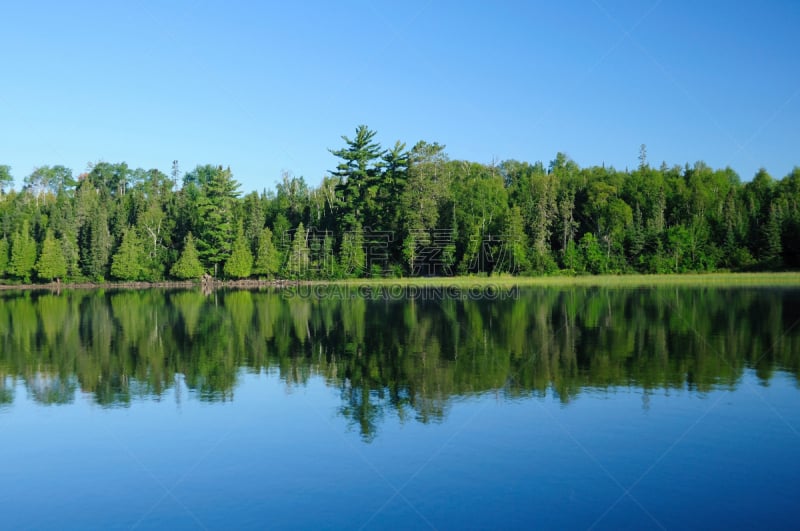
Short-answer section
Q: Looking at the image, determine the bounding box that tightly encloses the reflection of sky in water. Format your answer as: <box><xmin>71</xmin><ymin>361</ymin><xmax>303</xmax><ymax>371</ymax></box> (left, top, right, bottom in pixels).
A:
<box><xmin>1</xmin><ymin>370</ymin><xmax>799</xmax><ymax>529</ymax></box>
<box><xmin>1</xmin><ymin>287</ymin><xmax>800</xmax><ymax>528</ymax></box>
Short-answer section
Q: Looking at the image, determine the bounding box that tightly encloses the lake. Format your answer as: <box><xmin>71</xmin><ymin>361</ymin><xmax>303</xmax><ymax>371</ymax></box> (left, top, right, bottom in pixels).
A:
<box><xmin>1</xmin><ymin>285</ymin><xmax>799</xmax><ymax>529</ymax></box>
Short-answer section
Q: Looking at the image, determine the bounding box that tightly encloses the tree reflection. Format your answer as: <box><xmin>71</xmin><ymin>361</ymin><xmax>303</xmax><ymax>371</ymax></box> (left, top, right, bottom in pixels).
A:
<box><xmin>0</xmin><ymin>286</ymin><xmax>798</xmax><ymax>440</ymax></box>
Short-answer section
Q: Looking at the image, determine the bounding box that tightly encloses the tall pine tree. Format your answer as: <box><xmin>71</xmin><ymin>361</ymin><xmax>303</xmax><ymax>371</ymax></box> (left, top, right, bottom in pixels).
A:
<box><xmin>330</xmin><ymin>125</ymin><xmax>387</xmax><ymax>227</ymax></box>
<box><xmin>195</xmin><ymin>165</ymin><xmax>240</xmax><ymax>277</ymax></box>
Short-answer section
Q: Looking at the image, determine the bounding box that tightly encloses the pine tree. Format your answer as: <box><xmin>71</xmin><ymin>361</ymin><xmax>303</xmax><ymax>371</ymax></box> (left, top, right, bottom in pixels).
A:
<box><xmin>253</xmin><ymin>227</ymin><xmax>280</xmax><ymax>278</ymax></box>
<box><xmin>61</xmin><ymin>232</ymin><xmax>81</xmax><ymax>280</ymax></box>
<box><xmin>579</xmin><ymin>233</ymin><xmax>606</xmax><ymax>274</ymax></box>
<box><xmin>286</xmin><ymin>222</ymin><xmax>310</xmax><ymax>279</ymax></box>
<box><xmin>762</xmin><ymin>204</ymin><xmax>783</xmax><ymax>267</ymax></box>
<box><xmin>10</xmin><ymin>221</ymin><xmax>37</xmax><ymax>282</ymax></box>
<box><xmin>110</xmin><ymin>228</ymin><xmax>145</xmax><ymax>280</ymax></box>
<box><xmin>195</xmin><ymin>165</ymin><xmax>240</xmax><ymax>276</ymax></box>
<box><xmin>330</xmin><ymin>125</ymin><xmax>387</xmax><ymax>227</ymax></box>
<box><xmin>223</xmin><ymin>221</ymin><xmax>253</xmax><ymax>279</ymax></box>
<box><xmin>562</xmin><ymin>239</ymin><xmax>583</xmax><ymax>272</ymax></box>
<box><xmin>339</xmin><ymin>221</ymin><xmax>365</xmax><ymax>278</ymax></box>
<box><xmin>0</xmin><ymin>237</ymin><xmax>8</xmax><ymax>277</ymax></box>
<box><xmin>80</xmin><ymin>205</ymin><xmax>111</xmax><ymax>281</ymax></box>
<box><xmin>319</xmin><ymin>233</ymin><xmax>337</xmax><ymax>279</ymax></box>
<box><xmin>502</xmin><ymin>206</ymin><xmax>530</xmax><ymax>274</ymax></box>
<box><xmin>171</xmin><ymin>232</ymin><xmax>205</xmax><ymax>279</ymax></box>
<box><xmin>36</xmin><ymin>230</ymin><xmax>67</xmax><ymax>281</ymax></box>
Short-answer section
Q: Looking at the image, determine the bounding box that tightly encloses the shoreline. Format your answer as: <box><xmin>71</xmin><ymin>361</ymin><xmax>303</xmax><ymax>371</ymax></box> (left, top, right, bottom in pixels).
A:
<box><xmin>0</xmin><ymin>278</ymin><xmax>303</xmax><ymax>292</ymax></box>
<box><xmin>1</xmin><ymin>272</ymin><xmax>799</xmax><ymax>292</ymax></box>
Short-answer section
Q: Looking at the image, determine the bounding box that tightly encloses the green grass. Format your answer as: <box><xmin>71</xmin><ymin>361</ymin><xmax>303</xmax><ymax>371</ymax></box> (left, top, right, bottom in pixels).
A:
<box><xmin>317</xmin><ymin>272</ymin><xmax>800</xmax><ymax>288</ymax></box>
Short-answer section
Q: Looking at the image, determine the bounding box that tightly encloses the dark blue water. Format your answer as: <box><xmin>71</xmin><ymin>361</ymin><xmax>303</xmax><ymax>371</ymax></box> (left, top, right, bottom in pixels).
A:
<box><xmin>1</xmin><ymin>286</ymin><xmax>799</xmax><ymax>529</ymax></box>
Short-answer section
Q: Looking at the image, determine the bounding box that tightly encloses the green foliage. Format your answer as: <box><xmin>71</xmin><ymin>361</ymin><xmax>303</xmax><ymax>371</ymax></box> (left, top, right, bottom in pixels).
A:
<box><xmin>24</xmin><ymin>165</ymin><xmax>75</xmax><ymax>197</ymax></box>
<box><xmin>761</xmin><ymin>205</ymin><xmax>783</xmax><ymax>267</ymax></box>
<box><xmin>135</xmin><ymin>193</ymin><xmax>171</xmax><ymax>281</ymax></box>
<box><xmin>36</xmin><ymin>230</ymin><xmax>67</xmax><ymax>281</ymax></box>
<box><xmin>339</xmin><ymin>221</ymin><xmax>366</xmax><ymax>278</ymax></box>
<box><xmin>10</xmin><ymin>221</ymin><xmax>37</xmax><ymax>282</ymax></box>
<box><xmin>318</xmin><ymin>233</ymin><xmax>338</xmax><ymax>279</ymax></box>
<box><xmin>1</xmin><ymin>126</ymin><xmax>799</xmax><ymax>284</ymax></box>
<box><xmin>561</xmin><ymin>239</ymin><xmax>583</xmax><ymax>272</ymax></box>
<box><xmin>253</xmin><ymin>227</ymin><xmax>281</xmax><ymax>278</ymax></box>
<box><xmin>0</xmin><ymin>237</ymin><xmax>8</xmax><ymax>276</ymax></box>
<box><xmin>77</xmin><ymin>188</ymin><xmax>112</xmax><ymax>281</ymax></box>
<box><xmin>2</xmin><ymin>286</ymin><xmax>800</xmax><ymax>436</ymax></box>
<box><xmin>0</xmin><ymin>165</ymin><xmax>12</xmax><ymax>194</ymax></box>
<box><xmin>330</xmin><ymin>125</ymin><xmax>387</xmax><ymax>227</ymax></box>
<box><xmin>500</xmin><ymin>206</ymin><xmax>530</xmax><ymax>273</ymax></box>
<box><xmin>579</xmin><ymin>233</ymin><xmax>606</xmax><ymax>274</ymax></box>
<box><xmin>171</xmin><ymin>233</ymin><xmax>205</xmax><ymax>280</ymax></box>
<box><xmin>286</xmin><ymin>222</ymin><xmax>310</xmax><ymax>279</ymax></box>
<box><xmin>401</xmin><ymin>141</ymin><xmax>449</xmax><ymax>243</ymax></box>
<box><xmin>271</xmin><ymin>214</ymin><xmax>291</xmax><ymax>254</ymax></box>
<box><xmin>224</xmin><ymin>221</ymin><xmax>253</xmax><ymax>279</ymax></box>
<box><xmin>195</xmin><ymin>165</ymin><xmax>240</xmax><ymax>272</ymax></box>
<box><xmin>110</xmin><ymin>228</ymin><xmax>145</xmax><ymax>280</ymax></box>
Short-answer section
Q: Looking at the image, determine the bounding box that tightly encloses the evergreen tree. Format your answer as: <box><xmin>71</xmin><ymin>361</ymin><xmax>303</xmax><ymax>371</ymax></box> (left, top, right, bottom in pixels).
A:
<box><xmin>271</xmin><ymin>213</ymin><xmax>291</xmax><ymax>257</ymax></box>
<box><xmin>0</xmin><ymin>237</ymin><xmax>8</xmax><ymax>277</ymax></box>
<box><xmin>80</xmin><ymin>204</ymin><xmax>111</xmax><ymax>281</ymax></box>
<box><xmin>579</xmin><ymin>233</ymin><xmax>606</xmax><ymax>274</ymax></box>
<box><xmin>562</xmin><ymin>239</ymin><xmax>583</xmax><ymax>272</ymax></box>
<box><xmin>626</xmin><ymin>205</ymin><xmax>646</xmax><ymax>270</ymax></box>
<box><xmin>286</xmin><ymin>222</ymin><xmax>310</xmax><ymax>279</ymax></box>
<box><xmin>339</xmin><ymin>221</ymin><xmax>365</xmax><ymax>278</ymax></box>
<box><xmin>762</xmin><ymin>204</ymin><xmax>783</xmax><ymax>267</ymax></box>
<box><xmin>36</xmin><ymin>230</ymin><xmax>67</xmax><ymax>281</ymax></box>
<box><xmin>330</xmin><ymin>125</ymin><xmax>387</xmax><ymax>227</ymax></box>
<box><xmin>224</xmin><ymin>221</ymin><xmax>253</xmax><ymax>279</ymax></box>
<box><xmin>253</xmin><ymin>227</ymin><xmax>281</xmax><ymax>278</ymax></box>
<box><xmin>10</xmin><ymin>221</ymin><xmax>37</xmax><ymax>282</ymax></box>
<box><xmin>375</xmin><ymin>141</ymin><xmax>408</xmax><ymax>232</ymax></box>
<box><xmin>1</xmin><ymin>128</ymin><xmax>799</xmax><ymax>283</ymax></box>
<box><xmin>402</xmin><ymin>233</ymin><xmax>417</xmax><ymax>274</ymax></box>
<box><xmin>110</xmin><ymin>228</ymin><xmax>145</xmax><ymax>280</ymax></box>
<box><xmin>320</xmin><ymin>233</ymin><xmax>337</xmax><ymax>279</ymax></box>
<box><xmin>61</xmin><ymin>233</ymin><xmax>81</xmax><ymax>280</ymax></box>
<box><xmin>195</xmin><ymin>165</ymin><xmax>241</xmax><ymax>277</ymax></box>
<box><xmin>501</xmin><ymin>206</ymin><xmax>531</xmax><ymax>274</ymax></box>
<box><xmin>171</xmin><ymin>232</ymin><xmax>205</xmax><ymax>279</ymax></box>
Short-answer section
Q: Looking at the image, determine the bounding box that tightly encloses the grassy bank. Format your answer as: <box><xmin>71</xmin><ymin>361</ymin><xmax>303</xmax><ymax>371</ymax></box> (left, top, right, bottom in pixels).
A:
<box><xmin>1</xmin><ymin>272</ymin><xmax>799</xmax><ymax>293</ymax></box>
<box><xmin>322</xmin><ymin>272</ymin><xmax>800</xmax><ymax>288</ymax></box>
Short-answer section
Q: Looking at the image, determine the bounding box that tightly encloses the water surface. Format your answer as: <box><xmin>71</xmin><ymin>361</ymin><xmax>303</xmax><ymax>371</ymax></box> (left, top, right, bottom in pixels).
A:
<box><xmin>1</xmin><ymin>286</ymin><xmax>799</xmax><ymax>529</ymax></box>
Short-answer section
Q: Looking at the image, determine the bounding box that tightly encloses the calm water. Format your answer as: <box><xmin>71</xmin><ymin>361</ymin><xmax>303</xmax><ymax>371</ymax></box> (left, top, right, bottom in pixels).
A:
<box><xmin>1</xmin><ymin>285</ymin><xmax>799</xmax><ymax>530</ymax></box>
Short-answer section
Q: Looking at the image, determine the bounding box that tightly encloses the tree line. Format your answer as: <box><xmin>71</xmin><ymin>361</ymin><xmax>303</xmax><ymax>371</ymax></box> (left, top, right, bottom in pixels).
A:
<box><xmin>0</xmin><ymin>125</ymin><xmax>798</xmax><ymax>283</ymax></box>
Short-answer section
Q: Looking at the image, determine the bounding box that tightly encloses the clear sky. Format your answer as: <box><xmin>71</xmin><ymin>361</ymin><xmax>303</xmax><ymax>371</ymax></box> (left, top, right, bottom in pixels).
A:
<box><xmin>1</xmin><ymin>0</ymin><xmax>798</xmax><ymax>192</ymax></box>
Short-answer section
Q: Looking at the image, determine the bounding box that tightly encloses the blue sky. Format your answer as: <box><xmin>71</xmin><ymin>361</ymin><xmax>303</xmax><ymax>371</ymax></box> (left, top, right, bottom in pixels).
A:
<box><xmin>1</xmin><ymin>0</ymin><xmax>798</xmax><ymax>192</ymax></box>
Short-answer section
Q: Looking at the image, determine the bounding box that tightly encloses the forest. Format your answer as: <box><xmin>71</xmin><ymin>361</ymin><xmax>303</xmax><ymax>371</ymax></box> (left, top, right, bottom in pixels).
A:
<box><xmin>0</xmin><ymin>125</ymin><xmax>798</xmax><ymax>283</ymax></box>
